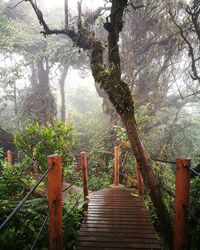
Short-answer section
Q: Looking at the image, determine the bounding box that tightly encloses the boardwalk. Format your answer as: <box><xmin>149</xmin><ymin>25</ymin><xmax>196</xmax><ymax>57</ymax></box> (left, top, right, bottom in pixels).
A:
<box><xmin>76</xmin><ymin>185</ymin><xmax>161</xmax><ymax>250</ymax></box>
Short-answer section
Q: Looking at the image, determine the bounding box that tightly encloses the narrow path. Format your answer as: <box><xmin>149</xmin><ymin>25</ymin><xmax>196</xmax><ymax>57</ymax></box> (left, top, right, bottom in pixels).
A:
<box><xmin>76</xmin><ymin>185</ymin><xmax>161</xmax><ymax>250</ymax></box>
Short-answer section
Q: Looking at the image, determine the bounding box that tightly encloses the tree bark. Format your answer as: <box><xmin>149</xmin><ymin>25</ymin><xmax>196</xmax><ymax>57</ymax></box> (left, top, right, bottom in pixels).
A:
<box><xmin>24</xmin><ymin>59</ymin><xmax>56</xmax><ymax>124</ymax></box>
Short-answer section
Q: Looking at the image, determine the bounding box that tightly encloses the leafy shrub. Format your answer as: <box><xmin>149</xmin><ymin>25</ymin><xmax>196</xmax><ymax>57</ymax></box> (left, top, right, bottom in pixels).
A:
<box><xmin>0</xmin><ymin>161</ymin><xmax>40</xmax><ymax>200</ymax></box>
<box><xmin>14</xmin><ymin>118</ymin><xmax>75</xmax><ymax>175</ymax></box>
<box><xmin>190</xmin><ymin>177</ymin><xmax>200</xmax><ymax>249</ymax></box>
<box><xmin>0</xmin><ymin>163</ymin><xmax>85</xmax><ymax>250</ymax></box>
<box><xmin>0</xmin><ymin>120</ymin><xmax>84</xmax><ymax>249</ymax></box>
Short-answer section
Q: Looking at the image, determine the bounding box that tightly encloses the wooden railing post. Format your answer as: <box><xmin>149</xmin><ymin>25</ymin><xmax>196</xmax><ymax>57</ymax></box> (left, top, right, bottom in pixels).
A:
<box><xmin>135</xmin><ymin>159</ymin><xmax>144</xmax><ymax>195</ymax></box>
<box><xmin>80</xmin><ymin>151</ymin><xmax>89</xmax><ymax>201</ymax></box>
<box><xmin>174</xmin><ymin>157</ymin><xmax>190</xmax><ymax>250</ymax></box>
<box><xmin>47</xmin><ymin>154</ymin><xmax>63</xmax><ymax>250</ymax></box>
<box><xmin>7</xmin><ymin>150</ymin><xmax>13</xmax><ymax>165</ymax></box>
<box><xmin>114</xmin><ymin>146</ymin><xmax>119</xmax><ymax>186</ymax></box>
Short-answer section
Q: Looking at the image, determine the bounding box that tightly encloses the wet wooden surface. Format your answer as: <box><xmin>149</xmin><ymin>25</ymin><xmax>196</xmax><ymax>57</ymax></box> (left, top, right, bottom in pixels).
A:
<box><xmin>76</xmin><ymin>185</ymin><xmax>161</xmax><ymax>249</ymax></box>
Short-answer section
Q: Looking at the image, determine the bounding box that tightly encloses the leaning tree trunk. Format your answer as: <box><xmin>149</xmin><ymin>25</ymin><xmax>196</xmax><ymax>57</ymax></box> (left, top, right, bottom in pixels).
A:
<box><xmin>90</xmin><ymin>0</ymin><xmax>173</xmax><ymax>243</ymax></box>
<box><xmin>25</xmin><ymin>0</ymin><xmax>173</xmax><ymax>244</ymax></box>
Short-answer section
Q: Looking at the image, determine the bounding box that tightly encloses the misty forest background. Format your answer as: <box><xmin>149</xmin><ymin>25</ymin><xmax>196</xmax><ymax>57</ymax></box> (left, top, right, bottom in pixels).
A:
<box><xmin>0</xmin><ymin>0</ymin><xmax>200</xmax><ymax>249</ymax></box>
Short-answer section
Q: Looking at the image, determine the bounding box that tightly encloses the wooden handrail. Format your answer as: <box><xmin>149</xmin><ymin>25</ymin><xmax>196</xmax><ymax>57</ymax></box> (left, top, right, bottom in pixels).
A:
<box><xmin>47</xmin><ymin>154</ymin><xmax>63</xmax><ymax>250</ymax></box>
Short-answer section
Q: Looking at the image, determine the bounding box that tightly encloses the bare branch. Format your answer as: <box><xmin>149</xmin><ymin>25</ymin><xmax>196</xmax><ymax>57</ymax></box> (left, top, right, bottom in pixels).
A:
<box><xmin>169</xmin><ymin>9</ymin><xmax>200</xmax><ymax>83</ymax></box>
<box><xmin>23</xmin><ymin>1</ymin><xmax>75</xmax><ymax>39</ymax></box>
<box><xmin>77</xmin><ymin>0</ymin><xmax>83</xmax><ymax>30</ymax></box>
<box><xmin>186</xmin><ymin>5</ymin><xmax>200</xmax><ymax>42</ymax></box>
<box><xmin>64</xmin><ymin>0</ymin><xmax>68</xmax><ymax>30</ymax></box>
<box><xmin>84</xmin><ymin>6</ymin><xmax>111</xmax><ymax>26</ymax></box>
<box><xmin>130</xmin><ymin>3</ymin><xmax>144</xmax><ymax>11</ymax></box>
<box><xmin>183</xmin><ymin>90</ymin><xmax>200</xmax><ymax>99</ymax></box>
<box><xmin>7</xmin><ymin>0</ymin><xmax>26</xmax><ymax>9</ymax></box>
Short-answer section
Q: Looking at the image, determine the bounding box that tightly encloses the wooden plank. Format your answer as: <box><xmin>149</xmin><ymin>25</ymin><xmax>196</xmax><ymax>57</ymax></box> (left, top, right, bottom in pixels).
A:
<box><xmin>88</xmin><ymin>203</ymin><xmax>145</xmax><ymax>207</ymax></box>
<box><xmin>79</xmin><ymin>227</ymin><xmax>157</xmax><ymax>234</ymax></box>
<box><xmin>87</xmin><ymin>209</ymin><xmax>147</xmax><ymax>212</ymax></box>
<box><xmin>77</xmin><ymin>241</ymin><xmax>161</xmax><ymax>249</ymax></box>
<box><xmin>81</xmin><ymin>224</ymin><xmax>154</xmax><ymax>230</ymax></box>
<box><xmin>82</xmin><ymin>221</ymin><xmax>153</xmax><ymax>226</ymax></box>
<box><xmin>76</xmin><ymin>248</ymin><xmax>160</xmax><ymax>250</ymax></box>
<box><xmin>78</xmin><ymin>232</ymin><xmax>158</xmax><ymax>239</ymax></box>
<box><xmin>83</xmin><ymin>218</ymin><xmax>152</xmax><ymax>222</ymax></box>
<box><xmin>78</xmin><ymin>236</ymin><xmax>160</xmax><ymax>244</ymax></box>
<box><xmin>88</xmin><ymin>213</ymin><xmax>151</xmax><ymax>218</ymax></box>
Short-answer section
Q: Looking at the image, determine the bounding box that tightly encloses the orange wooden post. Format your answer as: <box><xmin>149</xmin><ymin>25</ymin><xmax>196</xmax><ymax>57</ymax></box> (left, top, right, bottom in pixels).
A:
<box><xmin>47</xmin><ymin>154</ymin><xmax>63</xmax><ymax>250</ymax></box>
<box><xmin>7</xmin><ymin>150</ymin><xmax>13</xmax><ymax>165</ymax></box>
<box><xmin>80</xmin><ymin>151</ymin><xmax>89</xmax><ymax>201</ymax></box>
<box><xmin>135</xmin><ymin>159</ymin><xmax>144</xmax><ymax>195</ymax></box>
<box><xmin>114</xmin><ymin>146</ymin><xmax>119</xmax><ymax>186</ymax></box>
<box><xmin>174</xmin><ymin>157</ymin><xmax>190</xmax><ymax>250</ymax></box>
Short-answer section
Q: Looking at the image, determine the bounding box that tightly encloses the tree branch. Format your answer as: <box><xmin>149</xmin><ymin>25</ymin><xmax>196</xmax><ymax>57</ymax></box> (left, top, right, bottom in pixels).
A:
<box><xmin>84</xmin><ymin>6</ymin><xmax>111</xmax><ymax>26</ymax></box>
<box><xmin>130</xmin><ymin>3</ymin><xmax>145</xmax><ymax>11</ymax></box>
<box><xmin>7</xmin><ymin>0</ymin><xmax>26</xmax><ymax>9</ymax></box>
<box><xmin>169</xmin><ymin>8</ymin><xmax>200</xmax><ymax>83</ymax></box>
<box><xmin>64</xmin><ymin>0</ymin><xmax>68</xmax><ymax>30</ymax></box>
<box><xmin>77</xmin><ymin>0</ymin><xmax>83</xmax><ymax>30</ymax></box>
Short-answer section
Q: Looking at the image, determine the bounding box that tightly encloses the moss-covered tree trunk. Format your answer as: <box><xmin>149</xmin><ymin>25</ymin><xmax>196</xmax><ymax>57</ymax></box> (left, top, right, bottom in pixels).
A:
<box><xmin>90</xmin><ymin>0</ymin><xmax>173</xmax><ymax>243</ymax></box>
<box><xmin>25</xmin><ymin>0</ymin><xmax>172</xmax><ymax>243</ymax></box>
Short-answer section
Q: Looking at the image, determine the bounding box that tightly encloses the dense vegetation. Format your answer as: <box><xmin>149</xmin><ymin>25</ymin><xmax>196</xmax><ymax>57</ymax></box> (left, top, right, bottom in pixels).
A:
<box><xmin>0</xmin><ymin>0</ymin><xmax>200</xmax><ymax>249</ymax></box>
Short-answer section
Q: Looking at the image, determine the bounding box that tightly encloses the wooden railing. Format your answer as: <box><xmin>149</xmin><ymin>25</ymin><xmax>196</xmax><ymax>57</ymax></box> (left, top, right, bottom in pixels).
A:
<box><xmin>4</xmin><ymin>149</ymin><xmax>200</xmax><ymax>250</ymax></box>
<box><xmin>2</xmin><ymin>152</ymin><xmax>89</xmax><ymax>250</ymax></box>
<box><xmin>112</xmin><ymin>148</ymin><xmax>197</xmax><ymax>250</ymax></box>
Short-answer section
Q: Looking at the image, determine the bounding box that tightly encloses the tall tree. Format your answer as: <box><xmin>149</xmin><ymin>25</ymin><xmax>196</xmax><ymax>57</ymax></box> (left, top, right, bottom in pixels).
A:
<box><xmin>169</xmin><ymin>0</ymin><xmax>200</xmax><ymax>97</ymax></box>
<box><xmin>1</xmin><ymin>0</ymin><xmax>88</xmax><ymax>125</ymax></box>
<box><xmin>23</xmin><ymin>59</ymin><xmax>56</xmax><ymax>123</ymax></box>
<box><xmin>18</xmin><ymin>0</ymin><xmax>173</xmax><ymax>242</ymax></box>
<box><xmin>121</xmin><ymin>0</ymin><xmax>182</xmax><ymax>133</ymax></box>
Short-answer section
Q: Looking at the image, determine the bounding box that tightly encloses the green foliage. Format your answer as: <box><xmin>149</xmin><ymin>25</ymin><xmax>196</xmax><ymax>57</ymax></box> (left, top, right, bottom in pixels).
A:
<box><xmin>0</xmin><ymin>194</ymin><xmax>85</xmax><ymax>250</ymax></box>
<box><xmin>189</xmin><ymin>177</ymin><xmax>200</xmax><ymax>248</ymax></box>
<box><xmin>88</xmin><ymin>155</ymin><xmax>113</xmax><ymax>191</ymax></box>
<box><xmin>0</xmin><ymin>147</ymin><xmax>3</xmax><ymax>158</ymax></box>
<box><xmin>113</xmin><ymin>124</ymin><xmax>127</xmax><ymax>143</ymax></box>
<box><xmin>0</xmin><ymin>207</ymin><xmax>48</xmax><ymax>250</ymax></box>
<box><xmin>0</xmin><ymin>161</ymin><xmax>39</xmax><ymax>200</ymax></box>
<box><xmin>63</xmin><ymin>191</ymin><xmax>86</xmax><ymax>249</ymax></box>
<box><xmin>135</xmin><ymin>102</ymin><xmax>156</xmax><ymax>133</ymax></box>
<box><xmin>0</xmin><ymin>158</ymin><xmax>47</xmax><ymax>249</ymax></box>
<box><xmin>14</xmin><ymin>118</ymin><xmax>75</xmax><ymax>173</ymax></box>
<box><xmin>0</xmin><ymin>158</ymin><xmax>85</xmax><ymax>249</ymax></box>
<box><xmin>152</xmin><ymin>162</ymin><xmax>175</xmax><ymax>228</ymax></box>
<box><xmin>67</xmin><ymin>83</ymin><xmax>117</xmax><ymax>191</ymax></box>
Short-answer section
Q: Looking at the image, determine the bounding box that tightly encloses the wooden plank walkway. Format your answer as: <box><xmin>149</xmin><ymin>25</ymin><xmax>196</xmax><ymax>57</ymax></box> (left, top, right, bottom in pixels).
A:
<box><xmin>76</xmin><ymin>185</ymin><xmax>161</xmax><ymax>250</ymax></box>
